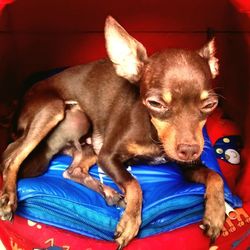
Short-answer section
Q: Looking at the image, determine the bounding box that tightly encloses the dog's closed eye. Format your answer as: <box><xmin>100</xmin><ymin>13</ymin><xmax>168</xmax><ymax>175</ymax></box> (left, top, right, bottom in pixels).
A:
<box><xmin>144</xmin><ymin>97</ymin><xmax>169</xmax><ymax>113</ymax></box>
<box><xmin>200</xmin><ymin>99</ymin><xmax>218</xmax><ymax>114</ymax></box>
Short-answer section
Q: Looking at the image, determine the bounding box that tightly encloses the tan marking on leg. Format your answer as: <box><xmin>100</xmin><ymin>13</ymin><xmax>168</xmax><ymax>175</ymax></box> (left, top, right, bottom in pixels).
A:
<box><xmin>115</xmin><ymin>179</ymin><xmax>142</xmax><ymax>248</ymax></box>
<box><xmin>185</xmin><ymin>167</ymin><xmax>225</xmax><ymax>241</ymax></box>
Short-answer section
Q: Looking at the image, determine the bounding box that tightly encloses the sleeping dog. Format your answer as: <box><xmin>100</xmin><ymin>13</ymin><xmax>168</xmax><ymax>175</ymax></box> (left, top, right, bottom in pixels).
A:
<box><xmin>0</xmin><ymin>16</ymin><xmax>225</xmax><ymax>248</ymax></box>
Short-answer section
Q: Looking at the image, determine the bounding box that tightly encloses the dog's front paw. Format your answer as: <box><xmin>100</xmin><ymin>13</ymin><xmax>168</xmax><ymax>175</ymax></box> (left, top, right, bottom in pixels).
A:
<box><xmin>203</xmin><ymin>196</ymin><xmax>225</xmax><ymax>242</ymax></box>
<box><xmin>114</xmin><ymin>211</ymin><xmax>141</xmax><ymax>249</ymax></box>
<box><xmin>0</xmin><ymin>191</ymin><xmax>17</xmax><ymax>221</ymax></box>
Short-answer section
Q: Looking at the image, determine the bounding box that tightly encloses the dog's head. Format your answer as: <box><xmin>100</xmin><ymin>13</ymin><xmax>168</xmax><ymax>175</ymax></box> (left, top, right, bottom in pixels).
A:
<box><xmin>105</xmin><ymin>16</ymin><xmax>218</xmax><ymax>163</ymax></box>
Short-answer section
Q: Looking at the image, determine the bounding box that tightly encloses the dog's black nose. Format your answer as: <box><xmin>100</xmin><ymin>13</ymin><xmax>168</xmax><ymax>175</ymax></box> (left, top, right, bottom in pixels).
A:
<box><xmin>177</xmin><ymin>144</ymin><xmax>200</xmax><ymax>161</ymax></box>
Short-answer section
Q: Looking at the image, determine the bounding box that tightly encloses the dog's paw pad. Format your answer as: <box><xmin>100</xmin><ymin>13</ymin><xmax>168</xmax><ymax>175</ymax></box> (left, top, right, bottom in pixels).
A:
<box><xmin>202</xmin><ymin>215</ymin><xmax>224</xmax><ymax>242</ymax></box>
<box><xmin>0</xmin><ymin>193</ymin><xmax>9</xmax><ymax>206</ymax></box>
<box><xmin>114</xmin><ymin>212</ymin><xmax>141</xmax><ymax>248</ymax></box>
<box><xmin>0</xmin><ymin>192</ymin><xmax>16</xmax><ymax>221</ymax></box>
<box><xmin>203</xmin><ymin>195</ymin><xmax>225</xmax><ymax>241</ymax></box>
<box><xmin>1</xmin><ymin>211</ymin><xmax>13</xmax><ymax>221</ymax></box>
<box><xmin>116</xmin><ymin>245</ymin><xmax>124</xmax><ymax>250</ymax></box>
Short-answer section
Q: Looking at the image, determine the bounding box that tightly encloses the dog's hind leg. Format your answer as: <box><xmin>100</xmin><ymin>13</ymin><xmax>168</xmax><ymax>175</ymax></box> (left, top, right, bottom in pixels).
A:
<box><xmin>19</xmin><ymin>103</ymin><xmax>90</xmax><ymax>178</ymax></box>
<box><xmin>63</xmin><ymin>144</ymin><xmax>126</xmax><ymax>208</ymax></box>
<box><xmin>0</xmin><ymin>98</ymin><xmax>65</xmax><ymax>220</ymax></box>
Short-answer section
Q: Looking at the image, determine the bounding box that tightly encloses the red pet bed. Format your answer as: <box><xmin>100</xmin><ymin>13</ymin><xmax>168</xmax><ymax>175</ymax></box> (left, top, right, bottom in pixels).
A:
<box><xmin>0</xmin><ymin>1</ymin><xmax>250</xmax><ymax>249</ymax></box>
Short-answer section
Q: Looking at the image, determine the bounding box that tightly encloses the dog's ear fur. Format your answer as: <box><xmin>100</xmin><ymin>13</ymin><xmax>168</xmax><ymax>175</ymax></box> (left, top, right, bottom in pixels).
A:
<box><xmin>198</xmin><ymin>38</ymin><xmax>219</xmax><ymax>78</ymax></box>
<box><xmin>104</xmin><ymin>16</ymin><xmax>148</xmax><ymax>83</ymax></box>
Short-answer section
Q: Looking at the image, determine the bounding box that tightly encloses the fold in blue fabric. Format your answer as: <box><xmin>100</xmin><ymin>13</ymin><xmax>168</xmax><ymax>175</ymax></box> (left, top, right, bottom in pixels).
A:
<box><xmin>16</xmin><ymin>127</ymin><xmax>242</xmax><ymax>240</ymax></box>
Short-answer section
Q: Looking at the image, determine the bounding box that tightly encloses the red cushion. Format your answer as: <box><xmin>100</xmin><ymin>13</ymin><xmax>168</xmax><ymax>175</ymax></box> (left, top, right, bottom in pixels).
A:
<box><xmin>206</xmin><ymin>108</ymin><xmax>241</xmax><ymax>192</ymax></box>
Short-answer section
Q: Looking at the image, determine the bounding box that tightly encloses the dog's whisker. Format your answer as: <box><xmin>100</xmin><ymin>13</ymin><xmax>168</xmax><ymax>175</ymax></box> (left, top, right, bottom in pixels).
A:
<box><xmin>208</xmin><ymin>87</ymin><xmax>226</xmax><ymax>101</ymax></box>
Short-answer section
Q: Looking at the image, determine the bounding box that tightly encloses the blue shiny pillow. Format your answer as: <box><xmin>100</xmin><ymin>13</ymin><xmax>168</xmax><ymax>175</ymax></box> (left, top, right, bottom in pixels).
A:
<box><xmin>16</xmin><ymin>128</ymin><xmax>241</xmax><ymax>240</ymax></box>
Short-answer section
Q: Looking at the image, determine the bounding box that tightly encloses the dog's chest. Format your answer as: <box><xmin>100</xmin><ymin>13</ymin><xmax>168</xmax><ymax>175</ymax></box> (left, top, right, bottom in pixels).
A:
<box><xmin>91</xmin><ymin>133</ymin><xmax>166</xmax><ymax>164</ymax></box>
<box><xmin>92</xmin><ymin>132</ymin><xmax>104</xmax><ymax>154</ymax></box>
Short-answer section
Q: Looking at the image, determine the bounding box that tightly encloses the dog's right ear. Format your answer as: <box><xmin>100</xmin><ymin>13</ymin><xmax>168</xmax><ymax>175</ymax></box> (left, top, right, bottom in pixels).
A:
<box><xmin>104</xmin><ymin>16</ymin><xmax>148</xmax><ymax>83</ymax></box>
<box><xmin>197</xmin><ymin>38</ymin><xmax>219</xmax><ymax>79</ymax></box>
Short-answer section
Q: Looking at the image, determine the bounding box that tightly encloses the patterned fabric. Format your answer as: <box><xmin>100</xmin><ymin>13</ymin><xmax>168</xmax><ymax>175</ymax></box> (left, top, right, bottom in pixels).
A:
<box><xmin>0</xmin><ymin>208</ymin><xmax>250</xmax><ymax>250</ymax></box>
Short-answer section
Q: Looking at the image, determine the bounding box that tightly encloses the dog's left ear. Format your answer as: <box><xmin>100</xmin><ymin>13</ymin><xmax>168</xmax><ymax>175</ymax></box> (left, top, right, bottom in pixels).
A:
<box><xmin>198</xmin><ymin>38</ymin><xmax>219</xmax><ymax>79</ymax></box>
<box><xmin>104</xmin><ymin>16</ymin><xmax>148</xmax><ymax>83</ymax></box>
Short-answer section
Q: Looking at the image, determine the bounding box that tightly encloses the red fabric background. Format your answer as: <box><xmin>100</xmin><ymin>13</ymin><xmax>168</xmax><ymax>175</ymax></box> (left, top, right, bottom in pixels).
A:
<box><xmin>0</xmin><ymin>211</ymin><xmax>249</xmax><ymax>250</ymax></box>
<box><xmin>0</xmin><ymin>0</ymin><xmax>249</xmax><ymax>249</ymax></box>
<box><xmin>0</xmin><ymin>1</ymin><xmax>248</xmax><ymax>202</ymax></box>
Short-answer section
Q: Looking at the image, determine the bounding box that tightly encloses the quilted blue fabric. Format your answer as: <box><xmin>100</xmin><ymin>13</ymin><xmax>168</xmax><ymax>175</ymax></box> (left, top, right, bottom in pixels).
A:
<box><xmin>16</xmin><ymin>128</ymin><xmax>241</xmax><ymax>240</ymax></box>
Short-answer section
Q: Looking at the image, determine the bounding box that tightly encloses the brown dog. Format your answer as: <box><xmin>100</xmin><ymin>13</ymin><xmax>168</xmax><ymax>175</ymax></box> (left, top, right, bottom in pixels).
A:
<box><xmin>0</xmin><ymin>16</ymin><xmax>225</xmax><ymax>248</ymax></box>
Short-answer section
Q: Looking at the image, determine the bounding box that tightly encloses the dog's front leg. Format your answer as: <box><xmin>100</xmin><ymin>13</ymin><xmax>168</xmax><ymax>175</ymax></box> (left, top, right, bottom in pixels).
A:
<box><xmin>98</xmin><ymin>151</ymin><xmax>142</xmax><ymax>249</ymax></box>
<box><xmin>184</xmin><ymin>166</ymin><xmax>225</xmax><ymax>242</ymax></box>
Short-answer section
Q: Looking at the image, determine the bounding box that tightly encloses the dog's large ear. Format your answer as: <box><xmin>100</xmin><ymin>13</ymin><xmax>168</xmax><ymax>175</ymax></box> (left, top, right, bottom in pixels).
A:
<box><xmin>198</xmin><ymin>38</ymin><xmax>219</xmax><ymax>78</ymax></box>
<box><xmin>105</xmin><ymin>16</ymin><xmax>148</xmax><ymax>83</ymax></box>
